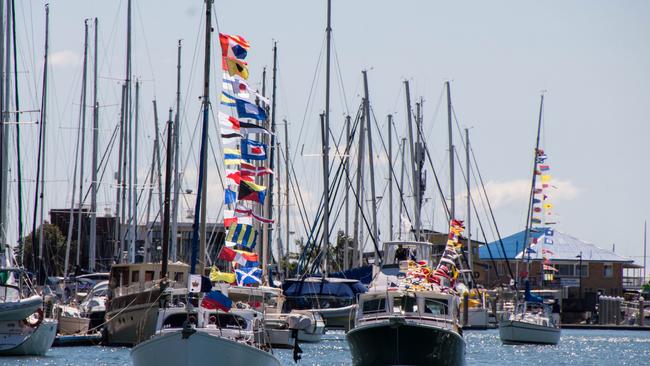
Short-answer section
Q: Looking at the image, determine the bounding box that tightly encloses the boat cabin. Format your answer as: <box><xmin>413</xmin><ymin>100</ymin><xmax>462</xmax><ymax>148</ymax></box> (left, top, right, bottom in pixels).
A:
<box><xmin>356</xmin><ymin>290</ymin><xmax>461</xmax><ymax>328</ymax></box>
<box><xmin>108</xmin><ymin>262</ymin><xmax>189</xmax><ymax>297</ymax></box>
<box><xmin>382</xmin><ymin>241</ymin><xmax>435</xmax><ymax>267</ymax></box>
<box><xmin>225</xmin><ymin>285</ymin><xmax>284</xmax><ymax>314</ymax></box>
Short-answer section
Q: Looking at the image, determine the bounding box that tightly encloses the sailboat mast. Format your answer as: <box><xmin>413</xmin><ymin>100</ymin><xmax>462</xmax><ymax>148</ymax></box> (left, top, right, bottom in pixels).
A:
<box><xmin>398</xmin><ymin>138</ymin><xmax>406</xmax><ymax>239</ymax></box>
<box><xmin>388</xmin><ymin>114</ymin><xmax>393</xmax><ymax>241</ymax></box>
<box><xmin>89</xmin><ymin>17</ymin><xmax>98</xmax><ymax>272</ymax></box>
<box><xmin>362</xmin><ymin>71</ymin><xmax>379</xmax><ymax>262</ymax></box>
<box><xmin>283</xmin><ymin>118</ymin><xmax>290</xmax><ymax>277</ymax></box>
<box><xmin>465</xmin><ymin>128</ymin><xmax>472</xmax><ymax>283</ymax></box>
<box><xmin>131</xmin><ymin>80</ymin><xmax>140</xmax><ymax>262</ymax></box>
<box><xmin>446</xmin><ymin>81</ymin><xmax>455</xmax><ymax>220</ymax></box>
<box><xmin>321</xmin><ymin>0</ymin><xmax>332</xmax><ymax>276</ymax></box>
<box><xmin>0</xmin><ymin>0</ymin><xmax>8</xmax><ymax>259</ymax></box>
<box><xmin>643</xmin><ymin>220</ymin><xmax>647</xmax><ymax>282</ymax></box>
<box><xmin>124</xmin><ymin>0</ymin><xmax>133</xmax><ymax>263</ymax></box>
<box><xmin>114</xmin><ymin>83</ymin><xmax>126</xmax><ymax>263</ymax></box>
<box><xmin>76</xmin><ymin>19</ymin><xmax>90</xmax><ymax>269</ymax></box>
<box><xmin>521</xmin><ymin>94</ymin><xmax>545</xmax><ymax>277</ymax></box>
<box><xmin>37</xmin><ymin>3</ymin><xmax>50</xmax><ymax>281</ymax></box>
<box><xmin>190</xmin><ymin>0</ymin><xmax>213</xmax><ymax>275</ymax></box>
<box><xmin>11</xmin><ymin>0</ymin><xmax>25</xmax><ymax>264</ymax></box>
<box><xmin>161</xmin><ymin>109</ymin><xmax>174</xmax><ymax>279</ymax></box>
<box><xmin>264</xmin><ymin>41</ymin><xmax>278</xmax><ymax>282</ymax></box>
<box><xmin>343</xmin><ymin>115</ymin><xmax>350</xmax><ymax>269</ymax></box>
<box><xmin>171</xmin><ymin>40</ymin><xmax>182</xmax><ymax>263</ymax></box>
<box><xmin>353</xmin><ymin>109</ymin><xmax>366</xmax><ymax>266</ymax></box>
<box><xmin>404</xmin><ymin>80</ymin><xmax>417</xmax><ymax>240</ymax></box>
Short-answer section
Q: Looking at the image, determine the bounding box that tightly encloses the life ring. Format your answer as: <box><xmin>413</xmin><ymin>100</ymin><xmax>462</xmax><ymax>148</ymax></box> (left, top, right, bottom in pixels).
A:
<box><xmin>24</xmin><ymin>308</ymin><xmax>44</xmax><ymax>328</ymax></box>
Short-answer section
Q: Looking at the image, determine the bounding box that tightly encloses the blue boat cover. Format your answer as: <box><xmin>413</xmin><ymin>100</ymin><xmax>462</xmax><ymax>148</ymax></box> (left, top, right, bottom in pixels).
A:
<box><xmin>328</xmin><ymin>266</ymin><xmax>373</xmax><ymax>285</ymax></box>
<box><xmin>282</xmin><ymin>278</ymin><xmax>367</xmax><ymax>298</ymax></box>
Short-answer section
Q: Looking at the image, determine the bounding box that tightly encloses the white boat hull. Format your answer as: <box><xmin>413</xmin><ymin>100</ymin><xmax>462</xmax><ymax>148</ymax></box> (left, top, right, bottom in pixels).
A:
<box><xmin>463</xmin><ymin>307</ymin><xmax>489</xmax><ymax>329</ymax></box>
<box><xmin>499</xmin><ymin>319</ymin><xmax>561</xmax><ymax>345</ymax></box>
<box><xmin>0</xmin><ymin>318</ymin><xmax>58</xmax><ymax>356</ymax></box>
<box><xmin>131</xmin><ymin>329</ymin><xmax>281</xmax><ymax>366</ymax></box>
<box><xmin>313</xmin><ymin>304</ymin><xmax>356</xmax><ymax>331</ymax></box>
<box><xmin>0</xmin><ymin>295</ymin><xmax>43</xmax><ymax>321</ymax></box>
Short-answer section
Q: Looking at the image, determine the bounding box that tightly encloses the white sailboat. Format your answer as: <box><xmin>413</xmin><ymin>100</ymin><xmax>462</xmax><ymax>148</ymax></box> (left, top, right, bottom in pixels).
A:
<box><xmin>498</xmin><ymin>94</ymin><xmax>561</xmax><ymax>345</ymax></box>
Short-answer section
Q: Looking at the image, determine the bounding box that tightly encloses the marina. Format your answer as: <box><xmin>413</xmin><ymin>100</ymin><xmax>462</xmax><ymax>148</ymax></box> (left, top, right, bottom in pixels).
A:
<box><xmin>0</xmin><ymin>0</ymin><xmax>649</xmax><ymax>365</ymax></box>
<box><xmin>3</xmin><ymin>329</ymin><xmax>650</xmax><ymax>365</ymax></box>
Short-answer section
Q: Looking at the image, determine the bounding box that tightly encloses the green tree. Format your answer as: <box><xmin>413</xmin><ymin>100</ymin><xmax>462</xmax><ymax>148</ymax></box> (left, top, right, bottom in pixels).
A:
<box><xmin>18</xmin><ymin>222</ymin><xmax>74</xmax><ymax>276</ymax></box>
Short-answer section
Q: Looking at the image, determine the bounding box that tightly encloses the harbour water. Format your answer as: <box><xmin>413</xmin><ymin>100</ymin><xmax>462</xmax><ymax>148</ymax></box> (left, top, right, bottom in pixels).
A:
<box><xmin>3</xmin><ymin>329</ymin><xmax>649</xmax><ymax>365</ymax></box>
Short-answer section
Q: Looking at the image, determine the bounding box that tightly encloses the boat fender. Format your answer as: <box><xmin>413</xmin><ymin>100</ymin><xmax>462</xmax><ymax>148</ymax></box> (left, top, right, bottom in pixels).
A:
<box><xmin>24</xmin><ymin>308</ymin><xmax>44</xmax><ymax>328</ymax></box>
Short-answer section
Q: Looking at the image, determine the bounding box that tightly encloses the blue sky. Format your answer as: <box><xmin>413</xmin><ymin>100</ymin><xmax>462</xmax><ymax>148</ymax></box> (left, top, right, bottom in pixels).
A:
<box><xmin>5</xmin><ymin>1</ymin><xmax>650</xmax><ymax>271</ymax></box>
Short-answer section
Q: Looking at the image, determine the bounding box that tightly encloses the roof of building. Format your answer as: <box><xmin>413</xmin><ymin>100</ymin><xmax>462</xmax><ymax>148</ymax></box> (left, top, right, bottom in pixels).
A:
<box><xmin>478</xmin><ymin>228</ymin><xmax>634</xmax><ymax>263</ymax></box>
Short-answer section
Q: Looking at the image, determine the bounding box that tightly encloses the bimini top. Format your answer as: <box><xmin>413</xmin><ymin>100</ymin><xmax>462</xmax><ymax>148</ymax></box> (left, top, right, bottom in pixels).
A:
<box><xmin>282</xmin><ymin>277</ymin><xmax>367</xmax><ymax>298</ymax></box>
<box><xmin>479</xmin><ymin>228</ymin><xmax>634</xmax><ymax>263</ymax></box>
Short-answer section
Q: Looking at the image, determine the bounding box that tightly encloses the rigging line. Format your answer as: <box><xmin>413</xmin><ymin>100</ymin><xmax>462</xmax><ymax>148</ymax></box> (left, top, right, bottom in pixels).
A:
<box><xmin>424</xmin><ymin>84</ymin><xmax>446</xmax><ymax>147</ymax></box>
<box><xmin>134</xmin><ymin>0</ymin><xmax>157</xmax><ymax>95</ymax></box>
<box><xmin>180</xmin><ymin>109</ymin><xmax>204</xmax><ymax>195</ymax></box>
<box><xmin>453</xmin><ymin>147</ymin><xmax>499</xmax><ymax>283</ymax></box>
<box><xmin>368</xmin><ymin>104</ymin><xmax>412</xmax><ymax>223</ymax></box>
<box><xmin>207</xmin><ymin>106</ymin><xmax>225</xmax><ymax>192</ymax></box>
<box><xmin>330</xmin><ymin>33</ymin><xmax>349</xmax><ymax>116</ymax></box>
<box><xmin>290</xmin><ymin>34</ymin><xmax>326</xmax><ymax>166</ymax></box>
<box><xmin>469</xmin><ymin>143</ymin><xmax>515</xmax><ymax>281</ymax></box>
<box><xmin>82</xmin><ymin>123</ymin><xmax>119</xmax><ymax>204</ymax></box>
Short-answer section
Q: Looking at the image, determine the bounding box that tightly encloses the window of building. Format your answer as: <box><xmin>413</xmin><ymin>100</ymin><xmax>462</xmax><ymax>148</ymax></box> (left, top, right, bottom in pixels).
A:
<box><xmin>556</xmin><ymin>264</ymin><xmax>588</xmax><ymax>277</ymax></box>
<box><xmin>603</xmin><ymin>263</ymin><xmax>613</xmax><ymax>278</ymax></box>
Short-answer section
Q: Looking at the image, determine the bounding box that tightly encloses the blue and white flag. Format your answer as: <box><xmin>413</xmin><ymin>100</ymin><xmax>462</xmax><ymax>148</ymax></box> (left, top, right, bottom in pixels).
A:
<box><xmin>544</xmin><ymin>237</ymin><xmax>554</xmax><ymax>245</ymax></box>
<box><xmin>545</xmin><ymin>228</ymin><xmax>554</xmax><ymax>236</ymax></box>
<box><xmin>241</xmin><ymin>138</ymin><xmax>267</xmax><ymax>161</ymax></box>
<box><xmin>235</xmin><ymin>266</ymin><xmax>262</xmax><ymax>286</ymax></box>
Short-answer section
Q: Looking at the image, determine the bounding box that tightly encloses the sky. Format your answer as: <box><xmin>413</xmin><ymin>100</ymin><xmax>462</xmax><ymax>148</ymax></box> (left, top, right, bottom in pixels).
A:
<box><xmin>3</xmin><ymin>0</ymin><xmax>650</xmax><ymax>272</ymax></box>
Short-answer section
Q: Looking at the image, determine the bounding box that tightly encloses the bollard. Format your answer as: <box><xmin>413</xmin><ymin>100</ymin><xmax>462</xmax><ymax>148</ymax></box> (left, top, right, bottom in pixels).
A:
<box><xmin>639</xmin><ymin>297</ymin><xmax>645</xmax><ymax>326</ymax></box>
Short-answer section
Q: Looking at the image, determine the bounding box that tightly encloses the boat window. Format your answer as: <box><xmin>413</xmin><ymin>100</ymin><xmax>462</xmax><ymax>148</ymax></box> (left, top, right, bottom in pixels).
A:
<box><xmin>0</xmin><ymin>285</ymin><xmax>20</xmax><ymax>303</ymax></box>
<box><xmin>362</xmin><ymin>298</ymin><xmax>386</xmax><ymax>314</ymax></box>
<box><xmin>162</xmin><ymin>313</ymin><xmax>190</xmax><ymax>329</ymax></box>
<box><xmin>131</xmin><ymin>271</ymin><xmax>140</xmax><ymax>283</ymax></box>
<box><xmin>393</xmin><ymin>296</ymin><xmax>418</xmax><ymax>313</ymax></box>
<box><xmin>424</xmin><ymin>298</ymin><xmax>448</xmax><ymax>315</ymax></box>
<box><xmin>145</xmin><ymin>271</ymin><xmax>155</xmax><ymax>282</ymax></box>
<box><xmin>214</xmin><ymin>313</ymin><xmax>247</xmax><ymax>329</ymax></box>
<box><xmin>174</xmin><ymin>272</ymin><xmax>184</xmax><ymax>283</ymax></box>
<box><xmin>119</xmin><ymin>269</ymin><xmax>129</xmax><ymax>287</ymax></box>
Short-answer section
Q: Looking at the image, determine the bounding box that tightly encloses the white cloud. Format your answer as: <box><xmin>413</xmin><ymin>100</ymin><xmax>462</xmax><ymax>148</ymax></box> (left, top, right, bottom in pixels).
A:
<box><xmin>49</xmin><ymin>50</ymin><xmax>81</xmax><ymax>67</ymax></box>
<box><xmin>459</xmin><ymin>178</ymin><xmax>580</xmax><ymax>210</ymax></box>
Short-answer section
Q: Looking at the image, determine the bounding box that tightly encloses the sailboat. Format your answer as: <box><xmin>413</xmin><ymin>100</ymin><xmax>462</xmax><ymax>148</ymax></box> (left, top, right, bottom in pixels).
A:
<box><xmin>0</xmin><ymin>2</ymin><xmax>57</xmax><ymax>356</ymax></box>
<box><xmin>131</xmin><ymin>2</ymin><xmax>281</xmax><ymax>365</ymax></box>
<box><xmin>498</xmin><ymin>94</ymin><xmax>561</xmax><ymax>345</ymax></box>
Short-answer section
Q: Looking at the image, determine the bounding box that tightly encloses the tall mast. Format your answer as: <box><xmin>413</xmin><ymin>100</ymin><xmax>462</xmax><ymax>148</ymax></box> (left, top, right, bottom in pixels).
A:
<box><xmin>36</xmin><ymin>3</ymin><xmax>50</xmax><ymax>281</ymax></box>
<box><xmin>343</xmin><ymin>115</ymin><xmax>350</xmax><ymax>269</ymax></box>
<box><xmin>144</xmin><ymin>99</ymin><xmax>162</xmax><ymax>263</ymax></box>
<box><xmin>388</xmin><ymin>114</ymin><xmax>393</xmax><ymax>241</ymax></box>
<box><xmin>131</xmin><ymin>80</ymin><xmax>140</xmax><ymax>263</ymax></box>
<box><xmin>353</xmin><ymin>110</ymin><xmax>366</xmax><ymax>266</ymax></box>
<box><xmin>446</xmin><ymin>81</ymin><xmax>455</xmax><ymax>220</ymax></box>
<box><xmin>89</xmin><ymin>17</ymin><xmax>99</xmax><ymax>272</ymax></box>
<box><xmin>11</xmin><ymin>0</ymin><xmax>25</xmax><ymax>264</ymax></box>
<box><xmin>264</xmin><ymin>41</ymin><xmax>278</xmax><ymax>282</ymax></box>
<box><xmin>521</xmin><ymin>94</ymin><xmax>545</xmax><ymax>279</ymax></box>
<box><xmin>76</xmin><ymin>19</ymin><xmax>90</xmax><ymax>269</ymax></box>
<box><xmin>362</xmin><ymin>71</ymin><xmax>378</xmax><ymax>262</ymax></box>
<box><xmin>397</xmin><ymin>138</ymin><xmax>406</xmax><ymax>239</ymax></box>
<box><xmin>404</xmin><ymin>80</ymin><xmax>417</xmax><ymax>240</ymax></box>
<box><xmin>322</xmin><ymin>0</ymin><xmax>332</xmax><ymax>275</ymax></box>
<box><xmin>170</xmin><ymin>40</ymin><xmax>182</xmax><ymax>262</ymax></box>
<box><xmin>114</xmin><ymin>83</ymin><xmax>126</xmax><ymax>262</ymax></box>
<box><xmin>190</xmin><ymin>0</ymin><xmax>213</xmax><ymax>275</ymax></box>
<box><xmin>283</xmin><ymin>118</ymin><xmax>290</xmax><ymax>277</ymax></box>
<box><xmin>644</xmin><ymin>220</ymin><xmax>647</xmax><ymax>283</ymax></box>
<box><xmin>465</xmin><ymin>128</ymin><xmax>472</xmax><ymax>284</ymax></box>
<box><xmin>160</xmin><ymin>109</ymin><xmax>173</xmax><ymax>279</ymax></box>
<box><xmin>0</xmin><ymin>0</ymin><xmax>8</xmax><ymax>259</ymax></box>
<box><xmin>415</xmin><ymin>100</ymin><xmax>422</xmax><ymax>238</ymax></box>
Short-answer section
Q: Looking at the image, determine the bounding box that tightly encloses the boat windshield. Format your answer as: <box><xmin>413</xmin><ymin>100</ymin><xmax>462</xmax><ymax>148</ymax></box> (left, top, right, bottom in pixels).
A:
<box><xmin>423</xmin><ymin>298</ymin><xmax>448</xmax><ymax>315</ymax></box>
<box><xmin>384</xmin><ymin>242</ymin><xmax>432</xmax><ymax>265</ymax></box>
<box><xmin>362</xmin><ymin>298</ymin><xmax>386</xmax><ymax>314</ymax></box>
<box><xmin>392</xmin><ymin>295</ymin><xmax>418</xmax><ymax>313</ymax></box>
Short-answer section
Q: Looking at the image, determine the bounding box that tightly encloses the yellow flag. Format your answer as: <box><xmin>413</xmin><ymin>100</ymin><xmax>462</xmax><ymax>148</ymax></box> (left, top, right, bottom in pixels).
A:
<box><xmin>222</xmin><ymin>57</ymin><xmax>249</xmax><ymax>80</ymax></box>
<box><xmin>210</xmin><ymin>266</ymin><xmax>236</xmax><ymax>283</ymax></box>
<box><xmin>541</xmin><ymin>175</ymin><xmax>551</xmax><ymax>183</ymax></box>
<box><xmin>543</xmin><ymin>203</ymin><xmax>553</xmax><ymax>210</ymax></box>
